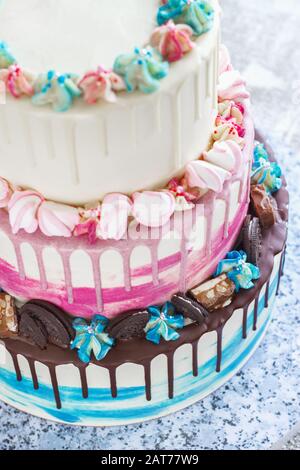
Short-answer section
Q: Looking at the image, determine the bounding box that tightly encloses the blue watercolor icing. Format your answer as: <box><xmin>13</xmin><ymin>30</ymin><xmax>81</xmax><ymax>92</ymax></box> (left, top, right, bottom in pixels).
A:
<box><xmin>0</xmin><ymin>273</ymin><xmax>279</xmax><ymax>424</ymax></box>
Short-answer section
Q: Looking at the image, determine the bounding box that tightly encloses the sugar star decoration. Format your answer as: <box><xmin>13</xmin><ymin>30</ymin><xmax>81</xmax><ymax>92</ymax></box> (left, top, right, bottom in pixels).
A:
<box><xmin>71</xmin><ymin>315</ymin><xmax>115</xmax><ymax>363</ymax></box>
<box><xmin>144</xmin><ymin>302</ymin><xmax>184</xmax><ymax>344</ymax></box>
<box><xmin>215</xmin><ymin>251</ymin><xmax>260</xmax><ymax>292</ymax></box>
<box><xmin>157</xmin><ymin>0</ymin><xmax>214</xmax><ymax>36</ymax></box>
<box><xmin>251</xmin><ymin>143</ymin><xmax>282</xmax><ymax>194</ymax></box>
<box><xmin>0</xmin><ymin>41</ymin><xmax>16</xmax><ymax>68</ymax></box>
<box><xmin>32</xmin><ymin>70</ymin><xmax>82</xmax><ymax>112</ymax></box>
<box><xmin>114</xmin><ymin>47</ymin><xmax>169</xmax><ymax>94</ymax></box>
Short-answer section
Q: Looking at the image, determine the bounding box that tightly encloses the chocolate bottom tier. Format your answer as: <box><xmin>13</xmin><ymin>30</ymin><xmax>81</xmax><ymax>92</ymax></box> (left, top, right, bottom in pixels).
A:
<box><xmin>0</xmin><ymin>135</ymin><xmax>288</xmax><ymax>426</ymax></box>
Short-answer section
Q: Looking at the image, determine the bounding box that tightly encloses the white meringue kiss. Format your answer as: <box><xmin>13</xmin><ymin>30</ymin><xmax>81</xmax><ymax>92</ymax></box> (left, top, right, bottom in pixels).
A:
<box><xmin>186</xmin><ymin>160</ymin><xmax>230</xmax><ymax>193</ymax></box>
<box><xmin>98</xmin><ymin>193</ymin><xmax>132</xmax><ymax>240</ymax></box>
<box><xmin>0</xmin><ymin>177</ymin><xmax>11</xmax><ymax>208</ymax></box>
<box><xmin>8</xmin><ymin>190</ymin><xmax>43</xmax><ymax>234</ymax></box>
<box><xmin>203</xmin><ymin>140</ymin><xmax>243</xmax><ymax>174</ymax></box>
<box><xmin>132</xmin><ymin>191</ymin><xmax>175</xmax><ymax>228</ymax></box>
<box><xmin>218</xmin><ymin>70</ymin><xmax>250</xmax><ymax>102</ymax></box>
<box><xmin>38</xmin><ymin>201</ymin><xmax>79</xmax><ymax>237</ymax></box>
<box><xmin>219</xmin><ymin>44</ymin><xmax>233</xmax><ymax>75</ymax></box>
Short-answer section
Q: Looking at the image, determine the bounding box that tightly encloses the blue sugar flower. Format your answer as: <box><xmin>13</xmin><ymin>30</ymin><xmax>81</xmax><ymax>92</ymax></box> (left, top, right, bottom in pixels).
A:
<box><xmin>32</xmin><ymin>70</ymin><xmax>82</xmax><ymax>112</ymax></box>
<box><xmin>215</xmin><ymin>251</ymin><xmax>260</xmax><ymax>293</ymax></box>
<box><xmin>114</xmin><ymin>47</ymin><xmax>169</xmax><ymax>94</ymax></box>
<box><xmin>71</xmin><ymin>315</ymin><xmax>115</xmax><ymax>364</ymax></box>
<box><xmin>0</xmin><ymin>41</ymin><xmax>16</xmax><ymax>68</ymax></box>
<box><xmin>157</xmin><ymin>0</ymin><xmax>214</xmax><ymax>36</ymax></box>
<box><xmin>251</xmin><ymin>143</ymin><xmax>282</xmax><ymax>194</ymax></box>
<box><xmin>144</xmin><ymin>302</ymin><xmax>184</xmax><ymax>345</ymax></box>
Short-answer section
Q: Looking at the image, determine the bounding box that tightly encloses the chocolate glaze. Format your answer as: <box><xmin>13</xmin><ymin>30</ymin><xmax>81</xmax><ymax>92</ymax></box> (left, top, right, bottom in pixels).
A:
<box><xmin>1</xmin><ymin>133</ymin><xmax>289</xmax><ymax>409</ymax></box>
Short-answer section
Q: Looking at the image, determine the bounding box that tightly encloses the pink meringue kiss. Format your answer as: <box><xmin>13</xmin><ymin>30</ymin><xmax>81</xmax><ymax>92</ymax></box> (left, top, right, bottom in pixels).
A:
<box><xmin>8</xmin><ymin>190</ymin><xmax>43</xmax><ymax>234</ymax></box>
<box><xmin>38</xmin><ymin>201</ymin><xmax>79</xmax><ymax>238</ymax></box>
<box><xmin>132</xmin><ymin>191</ymin><xmax>176</xmax><ymax>228</ymax></box>
<box><xmin>218</xmin><ymin>71</ymin><xmax>250</xmax><ymax>102</ymax></box>
<box><xmin>185</xmin><ymin>160</ymin><xmax>230</xmax><ymax>193</ymax></box>
<box><xmin>219</xmin><ymin>45</ymin><xmax>233</xmax><ymax>76</ymax></box>
<box><xmin>99</xmin><ymin>193</ymin><xmax>132</xmax><ymax>240</ymax></box>
<box><xmin>203</xmin><ymin>140</ymin><xmax>243</xmax><ymax>174</ymax></box>
<box><xmin>79</xmin><ymin>67</ymin><xmax>126</xmax><ymax>104</ymax></box>
<box><xmin>0</xmin><ymin>65</ymin><xmax>34</xmax><ymax>98</ymax></box>
<box><xmin>150</xmin><ymin>20</ymin><xmax>195</xmax><ymax>63</ymax></box>
<box><xmin>0</xmin><ymin>177</ymin><xmax>12</xmax><ymax>208</ymax></box>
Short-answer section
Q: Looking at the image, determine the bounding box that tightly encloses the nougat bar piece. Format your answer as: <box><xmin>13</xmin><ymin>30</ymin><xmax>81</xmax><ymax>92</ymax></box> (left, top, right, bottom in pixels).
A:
<box><xmin>190</xmin><ymin>274</ymin><xmax>235</xmax><ymax>312</ymax></box>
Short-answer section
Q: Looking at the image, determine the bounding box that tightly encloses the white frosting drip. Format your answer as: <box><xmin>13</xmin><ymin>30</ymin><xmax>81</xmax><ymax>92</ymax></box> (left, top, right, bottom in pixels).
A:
<box><xmin>0</xmin><ymin>0</ymin><xmax>158</xmax><ymax>73</ymax></box>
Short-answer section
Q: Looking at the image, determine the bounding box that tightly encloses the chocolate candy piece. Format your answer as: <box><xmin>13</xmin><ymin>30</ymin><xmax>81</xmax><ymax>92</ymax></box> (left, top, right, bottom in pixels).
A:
<box><xmin>0</xmin><ymin>293</ymin><xmax>18</xmax><ymax>338</ymax></box>
<box><xmin>19</xmin><ymin>300</ymin><xmax>75</xmax><ymax>349</ymax></box>
<box><xmin>27</xmin><ymin>299</ymin><xmax>74</xmax><ymax>340</ymax></box>
<box><xmin>250</xmin><ymin>185</ymin><xmax>277</xmax><ymax>229</ymax></box>
<box><xmin>19</xmin><ymin>312</ymin><xmax>48</xmax><ymax>350</ymax></box>
<box><xmin>242</xmin><ymin>215</ymin><xmax>262</xmax><ymax>266</ymax></box>
<box><xmin>171</xmin><ymin>293</ymin><xmax>209</xmax><ymax>324</ymax></box>
<box><xmin>190</xmin><ymin>274</ymin><xmax>235</xmax><ymax>312</ymax></box>
<box><xmin>107</xmin><ymin>310</ymin><xmax>149</xmax><ymax>340</ymax></box>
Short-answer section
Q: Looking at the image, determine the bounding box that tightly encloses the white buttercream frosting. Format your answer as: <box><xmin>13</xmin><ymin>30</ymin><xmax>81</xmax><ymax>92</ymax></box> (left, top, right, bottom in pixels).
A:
<box><xmin>0</xmin><ymin>0</ymin><xmax>158</xmax><ymax>73</ymax></box>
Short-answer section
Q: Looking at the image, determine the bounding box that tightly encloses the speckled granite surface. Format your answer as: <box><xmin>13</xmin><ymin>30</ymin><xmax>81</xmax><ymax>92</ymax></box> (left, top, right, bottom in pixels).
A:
<box><xmin>0</xmin><ymin>0</ymin><xmax>299</xmax><ymax>450</ymax></box>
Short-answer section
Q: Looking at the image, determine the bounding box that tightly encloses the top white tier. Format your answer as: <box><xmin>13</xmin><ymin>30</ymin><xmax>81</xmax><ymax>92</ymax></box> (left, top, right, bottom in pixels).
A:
<box><xmin>0</xmin><ymin>0</ymin><xmax>158</xmax><ymax>73</ymax></box>
<box><xmin>0</xmin><ymin>0</ymin><xmax>220</xmax><ymax>205</ymax></box>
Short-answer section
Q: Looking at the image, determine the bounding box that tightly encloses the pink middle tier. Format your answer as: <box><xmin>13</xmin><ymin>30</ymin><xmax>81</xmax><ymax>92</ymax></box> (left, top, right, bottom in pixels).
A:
<box><xmin>0</xmin><ymin>114</ymin><xmax>254</xmax><ymax>319</ymax></box>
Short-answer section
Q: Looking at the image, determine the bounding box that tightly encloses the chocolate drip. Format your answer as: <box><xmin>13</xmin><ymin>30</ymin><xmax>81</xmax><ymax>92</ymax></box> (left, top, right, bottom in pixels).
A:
<box><xmin>79</xmin><ymin>366</ymin><xmax>88</xmax><ymax>399</ymax></box>
<box><xmin>192</xmin><ymin>341</ymin><xmax>199</xmax><ymax>377</ymax></box>
<box><xmin>109</xmin><ymin>368</ymin><xmax>117</xmax><ymax>398</ymax></box>
<box><xmin>144</xmin><ymin>362</ymin><xmax>152</xmax><ymax>401</ymax></box>
<box><xmin>216</xmin><ymin>326</ymin><xmax>224</xmax><ymax>373</ymax></box>
<box><xmin>253</xmin><ymin>296</ymin><xmax>259</xmax><ymax>332</ymax></box>
<box><xmin>48</xmin><ymin>365</ymin><xmax>61</xmax><ymax>409</ymax></box>
<box><xmin>9</xmin><ymin>350</ymin><xmax>22</xmax><ymax>382</ymax></box>
<box><xmin>28</xmin><ymin>359</ymin><xmax>39</xmax><ymax>390</ymax></box>
<box><xmin>242</xmin><ymin>306</ymin><xmax>248</xmax><ymax>339</ymax></box>
<box><xmin>167</xmin><ymin>353</ymin><xmax>175</xmax><ymax>399</ymax></box>
<box><xmin>265</xmin><ymin>282</ymin><xmax>270</xmax><ymax>308</ymax></box>
<box><xmin>276</xmin><ymin>250</ymin><xmax>285</xmax><ymax>296</ymax></box>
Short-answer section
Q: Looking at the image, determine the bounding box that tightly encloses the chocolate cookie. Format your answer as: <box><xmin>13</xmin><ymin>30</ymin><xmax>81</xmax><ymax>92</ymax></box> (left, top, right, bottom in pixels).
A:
<box><xmin>107</xmin><ymin>310</ymin><xmax>150</xmax><ymax>340</ymax></box>
<box><xmin>171</xmin><ymin>293</ymin><xmax>209</xmax><ymax>324</ymax></box>
<box><xmin>19</xmin><ymin>300</ymin><xmax>75</xmax><ymax>349</ymax></box>
<box><xmin>242</xmin><ymin>215</ymin><xmax>262</xmax><ymax>266</ymax></box>
<box><xmin>19</xmin><ymin>312</ymin><xmax>48</xmax><ymax>350</ymax></box>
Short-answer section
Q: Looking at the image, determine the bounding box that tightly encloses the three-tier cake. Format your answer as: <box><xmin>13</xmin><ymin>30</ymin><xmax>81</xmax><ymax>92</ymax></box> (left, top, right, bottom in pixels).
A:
<box><xmin>0</xmin><ymin>0</ymin><xmax>288</xmax><ymax>426</ymax></box>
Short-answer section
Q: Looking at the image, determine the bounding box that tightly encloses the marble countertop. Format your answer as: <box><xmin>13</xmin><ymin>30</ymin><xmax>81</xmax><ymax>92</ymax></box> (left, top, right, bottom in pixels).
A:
<box><xmin>0</xmin><ymin>0</ymin><xmax>299</xmax><ymax>450</ymax></box>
